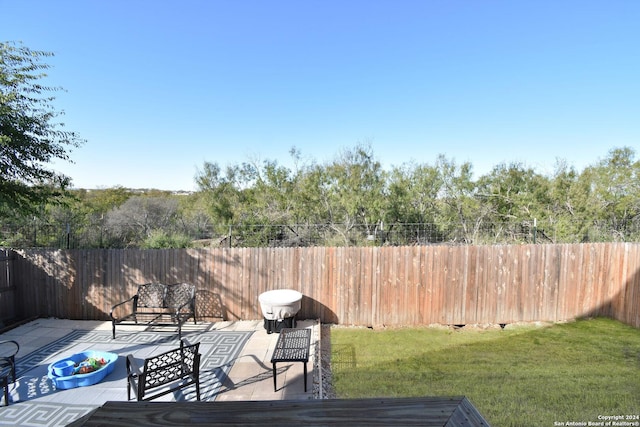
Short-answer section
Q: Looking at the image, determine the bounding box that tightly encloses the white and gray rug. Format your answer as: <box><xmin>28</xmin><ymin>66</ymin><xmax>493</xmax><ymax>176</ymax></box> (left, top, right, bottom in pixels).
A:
<box><xmin>0</xmin><ymin>329</ymin><xmax>252</xmax><ymax>427</ymax></box>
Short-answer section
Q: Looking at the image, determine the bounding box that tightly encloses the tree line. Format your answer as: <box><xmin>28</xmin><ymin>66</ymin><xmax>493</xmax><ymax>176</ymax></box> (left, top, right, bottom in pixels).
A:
<box><xmin>3</xmin><ymin>144</ymin><xmax>640</xmax><ymax>248</ymax></box>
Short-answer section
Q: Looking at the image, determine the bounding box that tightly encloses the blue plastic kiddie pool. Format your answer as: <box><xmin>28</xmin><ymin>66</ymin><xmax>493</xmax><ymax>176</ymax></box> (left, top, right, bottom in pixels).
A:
<box><xmin>47</xmin><ymin>351</ymin><xmax>118</xmax><ymax>389</ymax></box>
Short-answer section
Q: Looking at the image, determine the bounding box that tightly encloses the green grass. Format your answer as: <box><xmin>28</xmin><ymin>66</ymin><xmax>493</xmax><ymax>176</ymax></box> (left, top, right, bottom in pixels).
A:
<box><xmin>330</xmin><ymin>318</ymin><xmax>640</xmax><ymax>426</ymax></box>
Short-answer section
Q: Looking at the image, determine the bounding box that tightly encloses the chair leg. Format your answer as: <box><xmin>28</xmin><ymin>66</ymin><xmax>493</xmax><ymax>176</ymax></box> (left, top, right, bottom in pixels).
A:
<box><xmin>304</xmin><ymin>361</ymin><xmax>307</xmax><ymax>392</ymax></box>
<box><xmin>272</xmin><ymin>363</ymin><xmax>277</xmax><ymax>391</ymax></box>
<box><xmin>2</xmin><ymin>376</ymin><xmax>8</xmax><ymax>406</ymax></box>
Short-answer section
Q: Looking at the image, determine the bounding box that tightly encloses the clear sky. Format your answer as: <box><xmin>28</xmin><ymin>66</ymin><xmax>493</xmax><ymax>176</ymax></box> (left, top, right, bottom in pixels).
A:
<box><xmin>3</xmin><ymin>0</ymin><xmax>640</xmax><ymax>191</ymax></box>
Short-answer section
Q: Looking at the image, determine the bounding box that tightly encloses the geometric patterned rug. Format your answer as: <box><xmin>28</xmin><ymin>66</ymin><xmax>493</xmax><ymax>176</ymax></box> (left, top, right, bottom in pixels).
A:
<box><xmin>0</xmin><ymin>329</ymin><xmax>253</xmax><ymax>427</ymax></box>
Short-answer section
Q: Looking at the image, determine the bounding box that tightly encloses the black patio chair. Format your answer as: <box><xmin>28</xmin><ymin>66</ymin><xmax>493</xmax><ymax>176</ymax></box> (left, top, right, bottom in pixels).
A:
<box><xmin>0</xmin><ymin>340</ymin><xmax>19</xmax><ymax>406</ymax></box>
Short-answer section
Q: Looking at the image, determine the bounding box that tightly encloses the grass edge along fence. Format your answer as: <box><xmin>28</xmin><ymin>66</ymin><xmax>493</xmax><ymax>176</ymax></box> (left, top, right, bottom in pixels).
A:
<box><xmin>5</xmin><ymin>243</ymin><xmax>640</xmax><ymax>329</ymax></box>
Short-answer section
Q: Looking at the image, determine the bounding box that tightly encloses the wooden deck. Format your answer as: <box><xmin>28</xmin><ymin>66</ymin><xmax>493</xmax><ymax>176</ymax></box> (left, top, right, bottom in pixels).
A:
<box><xmin>68</xmin><ymin>396</ymin><xmax>490</xmax><ymax>426</ymax></box>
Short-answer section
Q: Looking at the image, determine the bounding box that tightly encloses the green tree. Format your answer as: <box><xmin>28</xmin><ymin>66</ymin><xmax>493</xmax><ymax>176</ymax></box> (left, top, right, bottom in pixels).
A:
<box><xmin>238</xmin><ymin>158</ymin><xmax>306</xmax><ymax>245</ymax></box>
<box><xmin>385</xmin><ymin>161</ymin><xmax>442</xmax><ymax>244</ymax></box>
<box><xmin>577</xmin><ymin>147</ymin><xmax>640</xmax><ymax>241</ymax></box>
<box><xmin>141</xmin><ymin>229</ymin><xmax>191</xmax><ymax>249</ymax></box>
<box><xmin>475</xmin><ymin>161</ymin><xmax>549</xmax><ymax>242</ymax></box>
<box><xmin>543</xmin><ymin>160</ymin><xmax>584</xmax><ymax>242</ymax></box>
<box><xmin>387</xmin><ymin>162</ymin><xmax>440</xmax><ymax>224</ymax></box>
<box><xmin>195</xmin><ymin>161</ymin><xmax>243</xmax><ymax>225</ymax></box>
<box><xmin>0</xmin><ymin>42</ymin><xmax>84</xmax><ymax>217</ymax></box>
<box><xmin>434</xmin><ymin>155</ymin><xmax>483</xmax><ymax>243</ymax></box>
<box><xmin>177</xmin><ymin>192</ymin><xmax>214</xmax><ymax>244</ymax></box>
<box><xmin>321</xmin><ymin>144</ymin><xmax>387</xmax><ymax>245</ymax></box>
<box><xmin>76</xmin><ymin>187</ymin><xmax>132</xmax><ymax>217</ymax></box>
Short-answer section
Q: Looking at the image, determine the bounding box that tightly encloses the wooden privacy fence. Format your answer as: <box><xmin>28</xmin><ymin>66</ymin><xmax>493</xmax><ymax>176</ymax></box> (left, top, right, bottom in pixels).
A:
<box><xmin>0</xmin><ymin>249</ymin><xmax>16</xmax><ymax>325</ymax></box>
<box><xmin>7</xmin><ymin>243</ymin><xmax>640</xmax><ymax>328</ymax></box>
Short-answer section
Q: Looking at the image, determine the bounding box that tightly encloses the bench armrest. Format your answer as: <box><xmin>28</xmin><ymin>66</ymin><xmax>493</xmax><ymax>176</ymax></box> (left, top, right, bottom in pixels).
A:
<box><xmin>126</xmin><ymin>354</ymin><xmax>144</xmax><ymax>401</ymax></box>
<box><xmin>174</xmin><ymin>299</ymin><xmax>194</xmax><ymax>320</ymax></box>
<box><xmin>126</xmin><ymin>354</ymin><xmax>142</xmax><ymax>377</ymax></box>
<box><xmin>110</xmin><ymin>296</ymin><xmax>137</xmax><ymax>320</ymax></box>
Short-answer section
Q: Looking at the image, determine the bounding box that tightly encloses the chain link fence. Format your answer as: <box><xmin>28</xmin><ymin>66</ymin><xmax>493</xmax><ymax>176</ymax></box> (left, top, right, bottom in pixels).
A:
<box><xmin>3</xmin><ymin>218</ymin><xmax>640</xmax><ymax>249</ymax></box>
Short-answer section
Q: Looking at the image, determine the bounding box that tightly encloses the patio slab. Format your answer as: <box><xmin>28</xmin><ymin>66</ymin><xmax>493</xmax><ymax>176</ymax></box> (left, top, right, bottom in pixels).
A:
<box><xmin>0</xmin><ymin>318</ymin><xmax>319</xmax><ymax>427</ymax></box>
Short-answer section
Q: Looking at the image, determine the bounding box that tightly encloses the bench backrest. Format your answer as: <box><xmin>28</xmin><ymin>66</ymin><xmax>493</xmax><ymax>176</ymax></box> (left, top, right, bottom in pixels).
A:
<box><xmin>142</xmin><ymin>340</ymin><xmax>200</xmax><ymax>391</ymax></box>
<box><xmin>137</xmin><ymin>283</ymin><xmax>167</xmax><ymax>308</ymax></box>
<box><xmin>136</xmin><ymin>283</ymin><xmax>196</xmax><ymax>309</ymax></box>
<box><xmin>165</xmin><ymin>283</ymin><xmax>195</xmax><ymax>310</ymax></box>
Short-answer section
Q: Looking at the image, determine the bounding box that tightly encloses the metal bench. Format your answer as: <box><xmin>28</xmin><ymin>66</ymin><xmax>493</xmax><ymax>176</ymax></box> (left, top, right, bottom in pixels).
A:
<box><xmin>110</xmin><ymin>283</ymin><xmax>196</xmax><ymax>339</ymax></box>
<box><xmin>270</xmin><ymin>328</ymin><xmax>311</xmax><ymax>392</ymax></box>
<box><xmin>126</xmin><ymin>338</ymin><xmax>201</xmax><ymax>401</ymax></box>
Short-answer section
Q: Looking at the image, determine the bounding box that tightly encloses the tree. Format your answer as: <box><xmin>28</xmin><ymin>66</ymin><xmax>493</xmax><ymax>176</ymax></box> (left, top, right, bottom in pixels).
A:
<box><xmin>544</xmin><ymin>159</ymin><xmax>583</xmax><ymax>242</ymax></box>
<box><xmin>195</xmin><ymin>161</ymin><xmax>243</xmax><ymax>225</ymax></box>
<box><xmin>385</xmin><ymin>161</ymin><xmax>442</xmax><ymax>244</ymax></box>
<box><xmin>104</xmin><ymin>196</ymin><xmax>181</xmax><ymax>247</ymax></box>
<box><xmin>75</xmin><ymin>187</ymin><xmax>132</xmax><ymax>217</ymax></box>
<box><xmin>434</xmin><ymin>155</ymin><xmax>483</xmax><ymax>243</ymax></box>
<box><xmin>475</xmin><ymin>161</ymin><xmax>551</xmax><ymax>242</ymax></box>
<box><xmin>320</xmin><ymin>144</ymin><xmax>387</xmax><ymax>245</ymax></box>
<box><xmin>577</xmin><ymin>147</ymin><xmax>640</xmax><ymax>241</ymax></box>
<box><xmin>0</xmin><ymin>41</ymin><xmax>84</xmax><ymax>217</ymax></box>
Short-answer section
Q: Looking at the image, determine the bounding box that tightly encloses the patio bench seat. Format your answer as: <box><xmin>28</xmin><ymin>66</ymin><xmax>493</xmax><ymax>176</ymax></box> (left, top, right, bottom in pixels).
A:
<box><xmin>271</xmin><ymin>328</ymin><xmax>311</xmax><ymax>392</ymax></box>
<box><xmin>126</xmin><ymin>338</ymin><xmax>201</xmax><ymax>401</ymax></box>
<box><xmin>110</xmin><ymin>283</ymin><xmax>197</xmax><ymax>339</ymax></box>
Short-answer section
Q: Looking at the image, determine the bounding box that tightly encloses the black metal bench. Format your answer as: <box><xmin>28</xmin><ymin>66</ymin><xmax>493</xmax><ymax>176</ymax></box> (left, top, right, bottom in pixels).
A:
<box><xmin>271</xmin><ymin>328</ymin><xmax>311</xmax><ymax>392</ymax></box>
<box><xmin>126</xmin><ymin>338</ymin><xmax>201</xmax><ymax>401</ymax></box>
<box><xmin>110</xmin><ymin>283</ymin><xmax>196</xmax><ymax>339</ymax></box>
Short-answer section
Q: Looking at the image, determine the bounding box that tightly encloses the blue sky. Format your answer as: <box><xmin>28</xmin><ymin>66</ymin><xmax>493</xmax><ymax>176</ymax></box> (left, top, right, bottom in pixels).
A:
<box><xmin>3</xmin><ymin>0</ymin><xmax>640</xmax><ymax>191</ymax></box>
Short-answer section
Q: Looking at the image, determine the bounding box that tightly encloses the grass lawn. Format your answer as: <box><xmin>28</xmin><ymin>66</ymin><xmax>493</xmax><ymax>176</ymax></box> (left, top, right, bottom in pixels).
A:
<box><xmin>330</xmin><ymin>317</ymin><xmax>640</xmax><ymax>426</ymax></box>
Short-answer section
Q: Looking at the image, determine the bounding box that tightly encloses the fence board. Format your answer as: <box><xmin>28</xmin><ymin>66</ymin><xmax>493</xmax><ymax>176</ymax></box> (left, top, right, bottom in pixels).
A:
<box><xmin>625</xmin><ymin>244</ymin><xmax>640</xmax><ymax>326</ymax></box>
<box><xmin>431</xmin><ymin>247</ymin><xmax>444</xmax><ymax>324</ymax></box>
<box><xmin>474</xmin><ymin>246</ymin><xmax>488</xmax><ymax>324</ymax></box>
<box><xmin>6</xmin><ymin>243</ymin><xmax>640</xmax><ymax>329</ymax></box>
<box><xmin>0</xmin><ymin>249</ymin><xmax>15</xmax><ymax>324</ymax></box>
<box><xmin>408</xmin><ymin>246</ymin><xmax>422</xmax><ymax>325</ymax></box>
<box><xmin>542</xmin><ymin>245</ymin><xmax>558</xmax><ymax>321</ymax></box>
<box><xmin>394</xmin><ymin>246</ymin><xmax>406</xmax><ymax>325</ymax></box>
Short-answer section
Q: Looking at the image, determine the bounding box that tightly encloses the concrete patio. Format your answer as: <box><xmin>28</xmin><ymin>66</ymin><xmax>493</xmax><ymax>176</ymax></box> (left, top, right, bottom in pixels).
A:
<box><xmin>0</xmin><ymin>318</ymin><xmax>319</xmax><ymax>427</ymax></box>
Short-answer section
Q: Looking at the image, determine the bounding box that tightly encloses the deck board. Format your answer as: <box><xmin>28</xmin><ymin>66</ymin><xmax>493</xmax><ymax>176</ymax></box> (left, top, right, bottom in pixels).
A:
<box><xmin>68</xmin><ymin>396</ymin><xmax>490</xmax><ymax>426</ymax></box>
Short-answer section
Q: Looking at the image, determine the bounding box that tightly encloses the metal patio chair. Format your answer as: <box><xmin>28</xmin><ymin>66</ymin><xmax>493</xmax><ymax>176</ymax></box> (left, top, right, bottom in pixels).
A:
<box><xmin>0</xmin><ymin>340</ymin><xmax>19</xmax><ymax>406</ymax></box>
